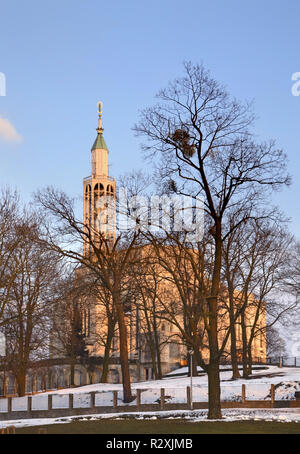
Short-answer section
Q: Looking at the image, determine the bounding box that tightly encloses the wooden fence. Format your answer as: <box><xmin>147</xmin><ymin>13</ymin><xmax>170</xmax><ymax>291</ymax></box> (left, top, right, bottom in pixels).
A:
<box><xmin>0</xmin><ymin>384</ymin><xmax>299</xmax><ymax>421</ymax></box>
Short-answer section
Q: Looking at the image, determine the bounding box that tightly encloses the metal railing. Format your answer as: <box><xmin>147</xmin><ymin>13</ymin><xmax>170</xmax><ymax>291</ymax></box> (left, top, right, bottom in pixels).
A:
<box><xmin>83</xmin><ymin>175</ymin><xmax>115</xmax><ymax>183</ymax></box>
<box><xmin>266</xmin><ymin>356</ymin><xmax>300</xmax><ymax>367</ymax></box>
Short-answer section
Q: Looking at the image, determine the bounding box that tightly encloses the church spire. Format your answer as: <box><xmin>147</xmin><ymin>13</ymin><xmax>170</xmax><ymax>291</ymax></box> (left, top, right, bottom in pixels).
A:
<box><xmin>92</xmin><ymin>101</ymin><xmax>108</xmax><ymax>152</ymax></box>
<box><xmin>83</xmin><ymin>102</ymin><xmax>116</xmax><ymax>255</ymax></box>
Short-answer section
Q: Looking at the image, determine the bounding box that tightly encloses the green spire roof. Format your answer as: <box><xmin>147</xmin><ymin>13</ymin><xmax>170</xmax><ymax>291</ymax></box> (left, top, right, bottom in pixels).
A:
<box><xmin>91</xmin><ymin>132</ymin><xmax>108</xmax><ymax>151</ymax></box>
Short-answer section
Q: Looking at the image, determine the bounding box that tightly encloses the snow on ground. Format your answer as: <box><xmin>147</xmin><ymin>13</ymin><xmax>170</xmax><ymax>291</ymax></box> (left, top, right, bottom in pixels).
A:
<box><xmin>37</xmin><ymin>365</ymin><xmax>299</xmax><ymax>394</ymax></box>
<box><xmin>1</xmin><ymin>366</ymin><xmax>299</xmax><ymax>412</ymax></box>
<box><xmin>166</xmin><ymin>364</ymin><xmax>255</xmax><ymax>376</ymax></box>
<box><xmin>2</xmin><ymin>408</ymin><xmax>300</xmax><ymax>429</ymax></box>
<box><xmin>36</xmin><ymin>365</ymin><xmax>300</xmax><ymax>402</ymax></box>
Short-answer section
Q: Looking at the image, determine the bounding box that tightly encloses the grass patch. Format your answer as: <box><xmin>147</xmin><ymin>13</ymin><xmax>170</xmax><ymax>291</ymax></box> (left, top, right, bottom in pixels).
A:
<box><xmin>15</xmin><ymin>419</ymin><xmax>300</xmax><ymax>434</ymax></box>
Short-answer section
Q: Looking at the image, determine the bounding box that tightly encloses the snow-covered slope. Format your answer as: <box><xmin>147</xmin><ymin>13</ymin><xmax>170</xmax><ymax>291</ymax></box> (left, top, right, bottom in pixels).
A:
<box><xmin>6</xmin><ymin>365</ymin><xmax>298</xmax><ymax>405</ymax></box>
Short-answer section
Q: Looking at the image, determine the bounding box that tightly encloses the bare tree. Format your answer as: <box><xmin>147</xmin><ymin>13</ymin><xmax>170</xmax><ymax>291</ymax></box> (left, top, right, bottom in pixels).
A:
<box><xmin>243</xmin><ymin>224</ymin><xmax>295</xmax><ymax>375</ymax></box>
<box><xmin>0</xmin><ymin>188</ymin><xmax>21</xmax><ymax>327</ymax></box>
<box><xmin>35</xmin><ymin>187</ymin><xmax>142</xmax><ymax>402</ymax></box>
<box><xmin>50</xmin><ymin>272</ymin><xmax>90</xmax><ymax>386</ymax></box>
<box><xmin>3</xmin><ymin>213</ymin><xmax>60</xmax><ymax>396</ymax></box>
<box><xmin>267</xmin><ymin>326</ymin><xmax>287</xmax><ymax>358</ymax></box>
<box><xmin>133</xmin><ymin>254</ymin><xmax>170</xmax><ymax>380</ymax></box>
<box><xmin>138</xmin><ymin>235</ymin><xmax>211</xmax><ymax>375</ymax></box>
<box><xmin>222</xmin><ymin>214</ymin><xmax>295</xmax><ymax>376</ymax></box>
<box><xmin>92</xmin><ymin>282</ymin><xmax>118</xmax><ymax>383</ymax></box>
<box><xmin>134</xmin><ymin>62</ymin><xmax>290</xmax><ymax>418</ymax></box>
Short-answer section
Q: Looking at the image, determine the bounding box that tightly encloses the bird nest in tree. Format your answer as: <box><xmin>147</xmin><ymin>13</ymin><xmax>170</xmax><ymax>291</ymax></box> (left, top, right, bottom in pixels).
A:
<box><xmin>171</xmin><ymin>129</ymin><xmax>195</xmax><ymax>158</ymax></box>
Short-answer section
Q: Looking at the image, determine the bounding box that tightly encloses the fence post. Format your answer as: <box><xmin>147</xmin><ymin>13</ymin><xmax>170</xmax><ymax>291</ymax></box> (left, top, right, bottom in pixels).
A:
<box><xmin>270</xmin><ymin>384</ymin><xmax>275</xmax><ymax>406</ymax></box>
<box><xmin>295</xmin><ymin>357</ymin><xmax>297</xmax><ymax>367</ymax></box>
<box><xmin>113</xmin><ymin>391</ymin><xmax>118</xmax><ymax>408</ymax></box>
<box><xmin>90</xmin><ymin>392</ymin><xmax>96</xmax><ymax>409</ymax></box>
<box><xmin>187</xmin><ymin>386</ymin><xmax>192</xmax><ymax>409</ymax></box>
<box><xmin>242</xmin><ymin>384</ymin><xmax>246</xmax><ymax>404</ymax></box>
<box><xmin>7</xmin><ymin>397</ymin><xmax>12</xmax><ymax>413</ymax></box>
<box><xmin>137</xmin><ymin>389</ymin><xmax>141</xmax><ymax>409</ymax></box>
<box><xmin>48</xmin><ymin>394</ymin><xmax>53</xmax><ymax>411</ymax></box>
<box><xmin>160</xmin><ymin>388</ymin><xmax>165</xmax><ymax>410</ymax></box>
<box><xmin>28</xmin><ymin>396</ymin><xmax>32</xmax><ymax>413</ymax></box>
<box><xmin>69</xmin><ymin>393</ymin><xmax>73</xmax><ymax>410</ymax></box>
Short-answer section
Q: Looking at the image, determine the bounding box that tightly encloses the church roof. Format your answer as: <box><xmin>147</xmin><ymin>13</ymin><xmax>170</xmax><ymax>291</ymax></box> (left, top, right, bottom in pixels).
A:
<box><xmin>91</xmin><ymin>132</ymin><xmax>108</xmax><ymax>151</ymax></box>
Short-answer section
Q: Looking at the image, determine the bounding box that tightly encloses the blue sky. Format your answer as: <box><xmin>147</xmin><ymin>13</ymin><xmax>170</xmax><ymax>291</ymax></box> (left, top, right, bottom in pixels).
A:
<box><xmin>0</xmin><ymin>0</ymin><xmax>300</xmax><ymax>235</ymax></box>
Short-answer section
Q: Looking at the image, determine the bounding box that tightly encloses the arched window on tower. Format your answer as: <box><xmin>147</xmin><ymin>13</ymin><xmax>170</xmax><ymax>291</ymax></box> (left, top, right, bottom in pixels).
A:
<box><xmin>94</xmin><ymin>183</ymin><xmax>105</xmax><ymax>200</ymax></box>
<box><xmin>106</xmin><ymin>184</ymin><xmax>114</xmax><ymax>196</ymax></box>
<box><xmin>94</xmin><ymin>183</ymin><xmax>105</xmax><ymax>216</ymax></box>
<box><xmin>85</xmin><ymin>184</ymin><xmax>91</xmax><ymax>201</ymax></box>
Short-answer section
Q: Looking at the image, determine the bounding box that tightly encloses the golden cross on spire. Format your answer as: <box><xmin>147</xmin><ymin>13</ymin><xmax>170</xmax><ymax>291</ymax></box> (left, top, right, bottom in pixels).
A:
<box><xmin>97</xmin><ymin>101</ymin><xmax>103</xmax><ymax>132</ymax></box>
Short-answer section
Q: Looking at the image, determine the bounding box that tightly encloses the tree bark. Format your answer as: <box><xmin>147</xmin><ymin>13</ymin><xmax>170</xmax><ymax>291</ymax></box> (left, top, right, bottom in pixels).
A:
<box><xmin>100</xmin><ymin>320</ymin><xmax>115</xmax><ymax>383</ymax></box>
<box><xmin>114</xmin><ymin>290</ymin><xmax>133</xmax><ymax>403</ymax></box>
<box><xmin>207</xmin><ymin>361</ymin><xmax>221</xmax><ymax>419</ymax></box>
<box><xmin>70</xmin><ymin>330</ymin><xmax>76</xmax><ymax>386</ymax></box>
<box><xmin>16</xmin><ymin>370</ymin><xmax>26</xmax><ymax>397</ymax></box>
<box><xmin>230</xmin><ymin>321</ymin><xmax>241</xmax><ymax>380</ymax></box>
<box><xmin>247</xmin><ymin>345</ymin><xmax>253</xmax><ymax>375</ymax></box>
<box><xmin>149</xmin><ymin>336</ymin><xmax>158</xmax><ymax>380</ymax></box>
<box><xmin>241</xmin><ymin>312</ymin><xmax>249</xmax><ymax>378</ymax></box>
<box><xmin>207</xmin><ymin>229</ymin><xmax>222</xmax><ymax>419</ymax></box>
<box><xmin>152</xmin><ymin>317</ymin><xmax>162</xmax><ymax>379</ymax></box>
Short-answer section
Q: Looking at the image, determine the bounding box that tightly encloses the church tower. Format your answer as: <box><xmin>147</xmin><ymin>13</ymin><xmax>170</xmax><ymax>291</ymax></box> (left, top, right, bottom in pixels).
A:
<box><xmin>83</xmin><ymin>102</ymin><xmax>116</xmax><ymax>255</ymax></box>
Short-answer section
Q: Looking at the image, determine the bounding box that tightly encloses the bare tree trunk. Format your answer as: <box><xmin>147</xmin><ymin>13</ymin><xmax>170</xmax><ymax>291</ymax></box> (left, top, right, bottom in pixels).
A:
<box><xmin>142</xmin><ymin>305</ymin><xmax>159</xmax><ymax>379</ymax></box>
<box><xmin>247</xmin><ymin>344</ymin><xmax>253</xmax><ymax>375</ymax></box>
<box><xmin>148</xmin><ymin>336</ymin><xmax>158</xmax><ymax>379</ymax></box>
<box><xmin>241</xmin><ymin>312</ymin><xmax>249</xmax><ymax>378</ymax></box>
<box><xmin>16</xmin><ymin>370</ymin><xmax>26</xmax><ymax>397</ymax></box>
<box><xmin>70</xmin><ymin>357</ymin><xmax>75</xmax><ymax>386</ymax></box>
<box><xmin>227</xmin><ymin>280</ymin><xmax>241</xmax><ymax>379</ymax></box>
<box><xmin>152</xmin><ymin>318</ymin><xmax>162</xmax><ymax>379</ymax></box>
<box><xmin>100</xmin><ymin>341</ymin><xmax>112</xmax><ymax>383</ymax></box>
<box><xmin>207</xmin><ymin>231</ymin><xmax>222</xmax><ymax>419</ymax></box>
<box><xmin>230</xmin><ymin>321</ymin><xmax>241</xmax><ymax>380</ymax></box>
<box><xmin>100</xmin><ymin>320</ymin><xmax>115</xmax><ymax>383</ymax></box>
<box><xmin>70</xmin><ymin>328</ymin><xmax>76</xmax><ymax>386</ymax></box>
<box><xmin>194</xmin><ymin>348</ymin><xmax>204</xmax><ymax>372</ymax></box>
<box><xmin>207</xmin><ymin>361</ymin><xmax>221</xmax><ymax>419</ymax></box>
<box><xmin>114</xmin><ymin>291</ymin><xmax>133</xmax><ymax>403</ymax></box>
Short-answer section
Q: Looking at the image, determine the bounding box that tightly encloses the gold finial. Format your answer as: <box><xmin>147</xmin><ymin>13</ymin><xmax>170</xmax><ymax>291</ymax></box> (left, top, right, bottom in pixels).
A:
<box><xmin>98</xmin><ymin>101</ymin><xmax>103</xmax><ymax>116</ymax></box>
<box><xmin>97</xmin><ymin>101</ymin><xmax>103</xmax><ymax>132</ymax></box>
